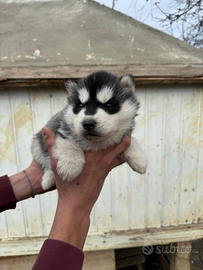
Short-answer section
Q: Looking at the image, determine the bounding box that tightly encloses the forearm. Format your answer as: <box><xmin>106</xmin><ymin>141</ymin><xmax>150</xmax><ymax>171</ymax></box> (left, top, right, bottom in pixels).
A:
<box><xmin>49</xmin><ymin>199</ymin><xmax>90</xmax><ymax>250</ymax></box>
<box><xmin>9</xmin><ymin>163</ymin><xmax>44</xmax><ymax>202</ymax></box>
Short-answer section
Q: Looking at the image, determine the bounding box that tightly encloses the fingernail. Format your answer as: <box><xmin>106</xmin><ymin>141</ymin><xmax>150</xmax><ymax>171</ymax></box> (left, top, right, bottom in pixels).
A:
<box><xmin>122</xmin><ymin>135</ymin><xmax>130</xmax><ymax>144</ymax></box>
<box><xmin>42</xmin><ymin>129</ymin><xmax>48</xmax><ymax>139</ymax></box>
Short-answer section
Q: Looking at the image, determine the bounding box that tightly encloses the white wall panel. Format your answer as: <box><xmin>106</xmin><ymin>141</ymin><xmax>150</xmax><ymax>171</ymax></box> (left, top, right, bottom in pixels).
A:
<box><xmin>5</xmin><ymin>89</ymin><xmax>31</xmax><ymax>238</ymax></box>
<box><xmin>178</xmin><ymin>88</ymin><xmax>200</xmax><ymax>224</ymax></box>
<box><xmin>30</xmin><ymin>87</ymin><xmax>56</xmax><ymax>236</ymax></box>
<box><xmin>195</xmin><ymin>87</ymin><xmax>203</xmax><ymax>223</ymax></box>
<box><xmin>145</xmin><ymin>86</ymin><xmax>164</xmax><ymax>228</ymax></box>
<box><xmin>162</xmin><ymin>88</ymin><xmax>181</xmax><ymax>226</ymax></box>
<box><xmin>128</xmin><ymin>88</ymin><xmax>146</xmax><ymax>229</ymax></box>
<box><xmin>0</xmin><ymin>84</ymin><xmax>203</xmax><ymax>252</ymax></box>
<box><xmin>94</xmin><ymin>173</ymin><xmax>113</xmax><ymax>233</ymax></box>
<box><xmin>0</xmin><ymin>91</ymin><xmax>17</xmax><ymax>239</ymax></box>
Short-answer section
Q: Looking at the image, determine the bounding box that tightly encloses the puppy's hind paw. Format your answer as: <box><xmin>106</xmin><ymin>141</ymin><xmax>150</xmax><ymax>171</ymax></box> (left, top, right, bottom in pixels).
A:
<box><xmin>41</xmin><ymin>170</ymin><xmax>56</xmax><ymax>191</ymax></box>
<box><xmin>127</xmin><ymin>155</ymin><xmax>148</xmax><ymax>175</ymax></box>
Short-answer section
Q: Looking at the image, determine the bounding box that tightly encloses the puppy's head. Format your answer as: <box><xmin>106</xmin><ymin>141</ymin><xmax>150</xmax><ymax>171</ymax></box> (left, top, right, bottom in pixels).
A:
<box><xmin>65</xmin><ymin>71</ymin><xmax>139</xmax><ymax>144</ymax></box>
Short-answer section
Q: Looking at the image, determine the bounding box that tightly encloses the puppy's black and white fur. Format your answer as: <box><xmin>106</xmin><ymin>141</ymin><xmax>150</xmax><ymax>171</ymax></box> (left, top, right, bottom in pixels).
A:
<box><xmin>31</xmin><ymin>71</ymin><xmax>147</xmax><ymax>190</ymax></box>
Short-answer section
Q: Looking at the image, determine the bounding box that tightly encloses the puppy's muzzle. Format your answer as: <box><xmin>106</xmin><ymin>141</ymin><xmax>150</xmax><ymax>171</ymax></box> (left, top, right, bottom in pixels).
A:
<box><xmin>83</xmin><ymin>120</ymin><xmax>96</xmax><ymax>131</ymax></box>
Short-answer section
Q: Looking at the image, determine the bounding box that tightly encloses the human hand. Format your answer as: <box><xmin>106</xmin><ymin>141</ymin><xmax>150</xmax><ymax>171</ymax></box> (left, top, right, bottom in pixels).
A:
<box><xmin>42</xmin><ymin>126</ymin><xmax>131</xmax><ymax>215</ymax></box>
<box><xmin>42</xmin><ymin>126</ymin><xmax>131</xmax><ymax>249</ymax></box>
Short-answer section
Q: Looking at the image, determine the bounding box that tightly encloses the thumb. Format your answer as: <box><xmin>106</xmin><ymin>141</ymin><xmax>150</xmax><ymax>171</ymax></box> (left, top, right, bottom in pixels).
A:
<box><xmin>42</xmin><ymin>127</ymin><xmax>56</xmax><ymax>155</ymax></box>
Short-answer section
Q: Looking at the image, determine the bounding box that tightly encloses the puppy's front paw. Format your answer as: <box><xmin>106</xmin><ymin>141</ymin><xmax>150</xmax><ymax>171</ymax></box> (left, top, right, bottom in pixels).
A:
<box><xmin>57</xmin><ymin>157</ymin><xmax>85</xmax><ymax>182</ymax></box>
<box><xmin>52</xmin><ymin>137</ymin><xmax>86</xmax><ymax>182</ymax></box>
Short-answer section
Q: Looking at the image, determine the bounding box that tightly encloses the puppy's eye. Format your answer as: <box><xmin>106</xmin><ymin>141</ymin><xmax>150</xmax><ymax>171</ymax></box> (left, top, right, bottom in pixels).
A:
<box><xmin>77</xmin><ymin>103</ymin><xmax>84</xmax><ymax>108</ymax></box>
<box><xmin>105</xmin><ymin>102</ymin><xmax>114</xmax><ymax>107</ymax></box>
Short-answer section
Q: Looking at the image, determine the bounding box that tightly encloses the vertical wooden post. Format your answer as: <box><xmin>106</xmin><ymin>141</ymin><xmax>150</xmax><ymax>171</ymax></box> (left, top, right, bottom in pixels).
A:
<box><xmin>170</xmin><ymin>242</ymin><xmax>192</xmax><ymax>270</ymax></box>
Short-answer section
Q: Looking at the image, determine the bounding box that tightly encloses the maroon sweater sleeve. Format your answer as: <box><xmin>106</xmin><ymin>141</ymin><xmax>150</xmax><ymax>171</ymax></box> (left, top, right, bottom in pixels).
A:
<box><xmin>0</xmin><ymin>175</ymin><xmax>17</xmax><ymax>212</ymax></box>
<box><xmin>32</xmin><ymin>239</ymin><xmax>84</xmax><ymax>270</ymax></box>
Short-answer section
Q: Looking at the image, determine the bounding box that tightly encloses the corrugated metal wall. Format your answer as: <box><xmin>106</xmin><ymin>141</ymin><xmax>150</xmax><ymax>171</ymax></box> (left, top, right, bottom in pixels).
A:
<box><xmin>0</xmin><ymin>84</ymin><xmax>203</xmax><ymax>242</ymax></box>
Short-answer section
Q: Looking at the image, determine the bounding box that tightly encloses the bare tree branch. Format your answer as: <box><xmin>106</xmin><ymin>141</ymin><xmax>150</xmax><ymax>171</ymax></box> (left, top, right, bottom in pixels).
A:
<box><xmin>155</xmin><ymin>0</ymin><xmax>203</xmax><ymax>48</ymax></box>
<box><xmin>112</xmin><ymin>0</ymin><xmax>118</xmax><ymax>9</ymax></box>
<box><xmin>111</xmin><ymin>0</ymin><xmax>203</xmax><ymax>48</ymax></box>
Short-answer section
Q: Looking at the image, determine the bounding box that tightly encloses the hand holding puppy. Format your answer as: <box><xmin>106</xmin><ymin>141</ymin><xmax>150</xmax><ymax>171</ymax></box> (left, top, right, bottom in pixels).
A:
<box><xmin>42</xmin><ymin>126</ymin><xmax>131</xmax><ymax>250</ymax></box>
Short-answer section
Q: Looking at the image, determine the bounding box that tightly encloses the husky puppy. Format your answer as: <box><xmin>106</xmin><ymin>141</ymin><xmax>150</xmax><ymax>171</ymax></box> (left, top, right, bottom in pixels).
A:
<box><xmin>31</xmin><ymin>71</ymin><xmax>147</xmax><ymax>190</ymax></box>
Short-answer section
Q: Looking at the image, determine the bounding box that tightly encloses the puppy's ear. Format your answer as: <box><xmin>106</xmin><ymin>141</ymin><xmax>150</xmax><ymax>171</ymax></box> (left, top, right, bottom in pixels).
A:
<box><xmin>65</xmin><ymin>80</ymin><xmax>77</xmax><ymax>94</ymax></box>
<box><xmin>120</xmin><ymin>74</ymin><xmax>135</xmax><ymax>91</ymax></box>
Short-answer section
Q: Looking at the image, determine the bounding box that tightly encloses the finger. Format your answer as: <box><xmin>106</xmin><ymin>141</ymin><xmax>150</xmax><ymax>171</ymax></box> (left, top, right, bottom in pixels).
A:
<box><xmin>94</xmin><ymin>139</ymin><xmax>122</xmax><ymax>156</ymax></box>
<box><xmin>105</xmin><ymin>135</ymin><xmax>131</xmax><ymax>163</ymax></box>
<box><xmin>42</xmin><ymin>127</ymin><xmax>56</xmax><ymax>155</ymax></box>
<box><xmin>110</xmin><ymin>157</ymin><xmax>125</xmax><ymax>170</ymax></box>
<box><xmin>42</xmin><ymin>127</ymin><xmax>57</xmax><ymax>171</ymax></box>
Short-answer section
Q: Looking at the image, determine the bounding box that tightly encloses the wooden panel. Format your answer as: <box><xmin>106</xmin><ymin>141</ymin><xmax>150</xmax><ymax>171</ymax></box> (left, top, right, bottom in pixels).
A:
<box><xmin>10</xmin><ymin>87</ymin><xmax>44</xmax><ymax>238</ymax></box>
<box><xmin>94</xmin><ymin>174</ymin><xmax>113</xmax><ymax>232</ymax></box>
<box><xmin>1</xmin><ymin>65</ymin><xmax>203</xmax><ymax>86</ymax></box>
<box><xmin>178</xmin><ymin>88</ymin><xmax>200</xmax><ymax>224</ymax></box>
<box><xmin>0</xmin><ymin>224</ymin><xmax>202</xmax><ymax>256</ymax></box>
<box><xmin>3</xmin><ymin>89</ymin><xmax>32</xmax><ymax>238</ymax></box>
<box><xmin>145</xmin><ymin>86</ymin><xmax>164</xmax><ymax>228</ymax></box>
<box><xmin>162</xmin><ymin>87</ymin><xmax>181</xmax><ymax>226</ymax></box>
<box><xmin>2</xmin><ymin>77</ymin><xmax>203</xmax><ymax>88</ymax></box>
<box><xmin>0</xmin><ymin>84</ymin><xmax>203</xmax><ymax>254</ymax></box>
<box><xmin>111</xmin><ymin>164</ymin><xmax>129</xmax><ymax>231</ymax></box>
<box><xmin>51</xmin><ymin>86</ymin><xmax>68</xmax><ymax>113</ymax></box>
<box><xmin>0</xmin><ymin>91</ymin><xmax>17</xmax><ymax>239</ymax></box>
<box><xmin>195</xmin><ymin>87</ymin><xmax>203</xmax><ymax>223</ymax></box>
<box><xmin>30</xmin><ymin>87</ymin><xmax>57</xmax><ymax>236</ymax></box>
<box><xmin>170</xmin><ymin>242</ymin><xmax>191</xmax><ymax>270</ymax></box>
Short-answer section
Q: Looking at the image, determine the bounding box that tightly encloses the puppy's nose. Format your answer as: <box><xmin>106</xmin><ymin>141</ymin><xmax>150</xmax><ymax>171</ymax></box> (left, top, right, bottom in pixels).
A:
<box><xmin>83</xmin><ymin>120</ymin><xmax>96</xmax><ymax>131</ymax></box>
